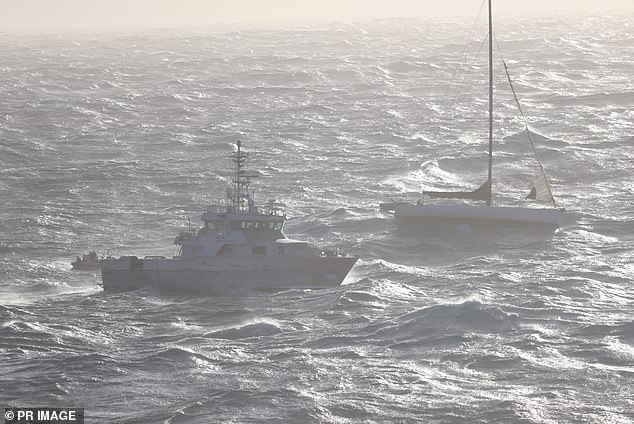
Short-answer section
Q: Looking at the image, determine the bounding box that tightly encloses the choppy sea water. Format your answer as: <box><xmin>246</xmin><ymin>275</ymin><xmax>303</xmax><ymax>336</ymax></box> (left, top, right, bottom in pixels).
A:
<box><xmin>1</xmin><ymin>13</ymin><xmax>633</xmax><ymax>423</ymax></box>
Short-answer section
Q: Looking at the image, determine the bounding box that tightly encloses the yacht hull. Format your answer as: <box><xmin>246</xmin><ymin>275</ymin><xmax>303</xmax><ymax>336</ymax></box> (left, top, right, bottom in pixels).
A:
<box><xmin>393</xmin><ymin>204</ymin><xmax>564</xmax><ymax>226</ymax></box>
<box><xmin>101</xmin><ymin>256</ymin><xmax>358</xmax><ymax>293</ymax></box>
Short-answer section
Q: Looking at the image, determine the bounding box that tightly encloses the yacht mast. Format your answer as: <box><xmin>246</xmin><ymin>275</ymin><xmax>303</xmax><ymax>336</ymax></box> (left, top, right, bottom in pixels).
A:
<box><xmin>487</xmin><ymin>0</ymin><xmax>493</xmax><ymax>207</ymax></box>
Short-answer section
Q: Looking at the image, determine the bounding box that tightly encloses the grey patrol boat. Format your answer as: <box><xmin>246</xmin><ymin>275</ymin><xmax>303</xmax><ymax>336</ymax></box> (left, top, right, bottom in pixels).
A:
<box><xmin>101</xmin><ymin>141</ymin><xmax>358</xmax><ymax>292</ymax></box>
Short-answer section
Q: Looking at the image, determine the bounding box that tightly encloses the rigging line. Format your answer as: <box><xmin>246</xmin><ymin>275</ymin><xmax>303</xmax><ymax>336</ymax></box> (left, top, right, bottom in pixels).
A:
<box><xmin>440</xmin><ymin>0</ymin><xmax>488</xmax><ymax>104</ymax></box>
<box><xmin>493</xmin><ymin>34</ymin><xmax>528</xmax><ymax>121</ymax></box>
<box><xmin>493</xmin><ymin>33</ymin><xmax>558</xmax><ymax>208</ymax></box>
<box><xmin>446</xmin><ymin>32</ymin><xmax>489</xmax><ymax>114</ymax></box>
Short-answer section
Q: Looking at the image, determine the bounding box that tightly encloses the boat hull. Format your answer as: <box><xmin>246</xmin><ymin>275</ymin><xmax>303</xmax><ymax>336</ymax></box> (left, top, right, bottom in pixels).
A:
<box><xmin>101</xmin><ymin>256</ymin><xmax>358</xmax><ymax>293</ymax></box>
<box><xmin>393</xmin><ymin>204</ymin><xmax>564</xmax><ymax>226</ymax></box>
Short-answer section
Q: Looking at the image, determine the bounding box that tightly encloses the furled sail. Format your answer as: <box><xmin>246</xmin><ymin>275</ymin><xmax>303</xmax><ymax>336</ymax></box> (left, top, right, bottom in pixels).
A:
<box><xmin>424</xmin><ymin>180</ymin><xmax>491</xmax><ymax>202</ymax></box>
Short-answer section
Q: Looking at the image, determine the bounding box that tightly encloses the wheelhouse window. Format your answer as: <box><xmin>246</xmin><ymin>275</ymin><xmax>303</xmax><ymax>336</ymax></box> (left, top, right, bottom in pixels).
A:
<box><xmin>252</xmin><ymin>246</ymin><xmax>267</xmax><ymax>255</ymax></box>
<box><xmin>217</xmin><ymin>244</ymin><xmax>232</xmax><ymax>256</ymax></box>
<box><xmin>206</xmin><ymin>221</ymin><xmax>216</xmax><ymax>230</ymax></box>
<box><xmin>258</xmin><ymin>221</ymin><xmax>283</xmax><ymax>230</ymax></box>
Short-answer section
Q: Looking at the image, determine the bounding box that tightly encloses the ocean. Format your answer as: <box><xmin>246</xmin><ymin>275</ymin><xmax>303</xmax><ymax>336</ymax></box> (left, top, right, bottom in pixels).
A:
<box><xmin>1</xmin><ymin>12</ymin><xmax>633</xmax><ymax>423</ymax></box>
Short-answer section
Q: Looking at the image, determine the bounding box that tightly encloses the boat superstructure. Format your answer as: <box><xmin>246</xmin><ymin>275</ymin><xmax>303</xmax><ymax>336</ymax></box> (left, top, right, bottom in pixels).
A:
<box><xmin>101</xmin><ymin>141</ymin><xmax>357</xmax><ymax>292</ymax></box>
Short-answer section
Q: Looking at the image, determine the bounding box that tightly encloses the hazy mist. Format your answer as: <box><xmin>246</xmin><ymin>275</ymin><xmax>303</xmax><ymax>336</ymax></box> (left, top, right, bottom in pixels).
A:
<box><xmin>2</xmin><ymin>0</ymin><xmax>632</xmax><ymax>31</ymax></box>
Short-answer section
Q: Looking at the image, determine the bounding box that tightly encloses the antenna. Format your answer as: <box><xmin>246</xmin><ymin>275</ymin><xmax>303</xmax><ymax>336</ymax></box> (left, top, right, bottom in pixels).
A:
<box><xmin>231</xmin><ymin>140</ymin><xmax>252</xmax><ymax>212</ymax></box>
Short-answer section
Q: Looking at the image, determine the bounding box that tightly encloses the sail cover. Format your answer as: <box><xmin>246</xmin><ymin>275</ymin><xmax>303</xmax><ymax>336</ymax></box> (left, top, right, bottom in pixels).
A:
<box><xmin>424</xmin><ymin>180</ymin><xmax>491</xmax><ymax>202</ymax></box>
<box><xmin>527</xmin><ymin>169</ymin><xmax>554</xmax><ymax>204</ymax></box>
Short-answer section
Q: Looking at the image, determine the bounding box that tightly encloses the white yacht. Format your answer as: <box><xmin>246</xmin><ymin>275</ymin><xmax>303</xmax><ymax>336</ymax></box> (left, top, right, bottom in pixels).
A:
<box><xmin>101</xmin><ymin>141</ymin><xmax>358</xmax><ymax>292</ymax></box>
<box><xmin>380</xmin><ymin>0</ymin><xmax>565</xmax><ymax>227</ymax></box>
